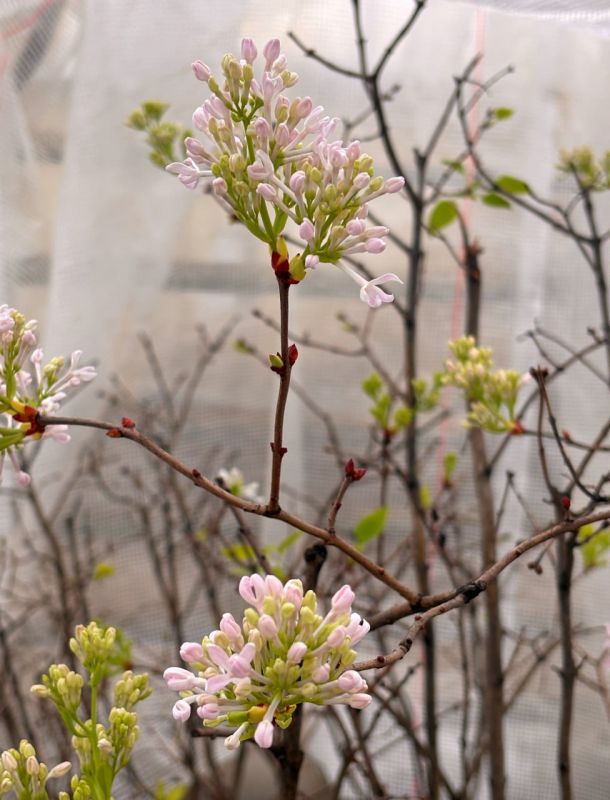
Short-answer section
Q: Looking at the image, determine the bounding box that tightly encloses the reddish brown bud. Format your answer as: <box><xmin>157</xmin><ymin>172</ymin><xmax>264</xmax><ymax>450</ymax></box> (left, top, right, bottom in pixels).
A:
<box><xmin>192</xmin><ymin>468</ymin><xmax>202</xmax><ymax>479</ymax></box>
<box><xmin>560</xmin><ymin>495</ymin><xmax>571</xmax><ymax>510</ymax></box>
<box><xmin>345</xmin><ymin>458</ymin><xmax>367</xmax><ymax>481</ymax></box>
<box><xmin>562</xmin><ymin>429</ymin><xmax>572</xmax><ymax>442</ymax></box>
<box><xmin>288</xmin><ymin>343</ymin><xmax>298</xmax><ymax>366</ymax></box>
<box><xmin>106</xmin><ymin>428</ymin><xmax>122</xmax><ymax>438</ymax></box>
<box><xmin>511</xmin><ymin>420</ymin><xmax>524</xmax><ymax>435</ymax></box>
<box><xmin>121</xmin><ymin>417</ymin><xmax>136</xmax><ymax>429</ymax></box>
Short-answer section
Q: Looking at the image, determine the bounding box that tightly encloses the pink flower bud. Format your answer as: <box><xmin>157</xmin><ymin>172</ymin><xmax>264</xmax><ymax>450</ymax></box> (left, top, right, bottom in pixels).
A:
<box><xmin>265</xmin><ymin>575</ymin><xmax>284</xmax><ymax>600</ymax></box>
<box><xmin>365</xmin><ymin>238</ymin><xmax>386</xmax><ymax>254</ymax></box>
<box><xmin>287</xmin><ymin>642</ymin><xmax>308</xmax><ymax>663</ymax></box>
<box><xmin>348</xmin><ymin>693</ymin><xmax>372</xmax><ymax>709</ymax></box>
<box><xmin>347</xmin><ymin>140</ymin><xmax>361</xmax><ymax>160</ymax></box>
<box><xmin>241</xmin><ymin>38</ymin><xmax>258</xmax><ymax>64</ymax></box>
<box><xmin>284</xmin><ymin>579</ymin><xmax>303</xmax><ymax>609</ymax></box>
<box><xmin>180</xmin><ymin>642</ymin><xmax>204</xmax><ymax>663</ymax></box>
<box><xmin>338</xmin><ymin>670</ymin><xmax>366</xmax><ymax>692</ymax></box>
<box><xmin>296</xmin><ymin>97</ymin><xmax>313</xmax><ymax>118</ymax></box>
<box><xmin>212</xmin><ymin>177</ymin><xmax>228</xmax><ymax>195</ymax></box>
<box><xmin>263</xmin><ymin>39</ymin><xmax>281</xmax><ymax>69</ymax></box>
<box><xmin>257</xmin><ymin>183</ymin><xmax>277</xmax><ymax>201</ymax></box>
<box><xmin>220</xmin><ymin>613</ymin><xmax>242</xmax><ymax>644</ymax></box>
<box><xmin>275</xmin><ymin>122</ymin><xmax>290</xmax><ymax>147</ymax></box>
<box><xmin>185</xmin><ymin>137</ymin><xmax>207</xmax><ymax>157</ymax></box>
<box><xmin>327</xmin><ymin>626</ymin><xmax>347</xmax><ymax>648</ymax></box>
<box><xmin>346</xmin><ymin>219</ymin><xmax>366</xmax><ymax>236</ymax></box>
<box><xmin>192</xmin><ymin>107</ymin><xmax>207</xmax><ymax>131</ymax></box>
<box><xmin>163</xmin><ymin>667</ymin><xmax>198</xmax><ymax>691</ymax></box>
<box><xmin>254</xmin><ymin>117</ymin><xmax>272</xmax><ymax>140</ymax></box>
<box><xmin>254</xmin><ymin>719</ymin><xmax>274</xmax><ymax>748</ymax></box>
<box><xmin>192</xmin><ymin>60</ymin><xmax>211</xmax><ymax>82</ymax></box>
<box><xmin>290</xmin><ymin>171</ymin><xmax>306</xmax><ymax>194</ymax></box>
<box><xmin>331</xmin><ymin>585</ymin><xmax>355</xmax><ymax>614</ymax></box>
<box><xmin>353</xmin><ymin>173</ymin><xmax>370</xmax><ymax>190</ymax></box>
<box><xmin>305</xmin><ymin>255</ymin><xmax>319</xmax><ymax>270</ymax></box>
<box><xmin>172</xmin><ymin>699</ymin><xmax>192</xmax><ymax>721</ymax></box>
<box><xmin>299</xmin><ymin>219</ymin><xmax>315</xmax><ymax>241</ymax></box>
<box><xmin>313</xmin><ymin>663</ymin><xmax>330</xmax><ymax>683</ymax></box>
<box><xmin>258</xmin><ymin>614</ymin><xmax>278</xmax><ymax>639</ymax></box>
<box><xmin>197</xmin><ymin>703</ymin><xmax>220</xmax><ymax>720</ymax></box>
<box><xmin>384</xmin><ymin>176</ymin><xmax>405</xmax><ymax>193</ymax></box>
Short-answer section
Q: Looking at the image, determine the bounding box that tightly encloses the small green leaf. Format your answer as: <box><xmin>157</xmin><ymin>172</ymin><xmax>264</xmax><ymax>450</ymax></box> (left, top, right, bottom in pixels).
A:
<box><xmin>482</xmin><ymin>192</ymin><xmax>512</xmax><ymax>209</ymax></box>
<box><xmin>493</xmin><ymin>107</ymin><xmax>514</xmax><ymax>120</ymax></box>
<box><xmin>577</xmin><ymin>524</ymin><xmax>610</xmax><ymax>570</ymax></box>
<box><xmin>496</xmin><ymin>175</ymin><xmax>530</xmax><ymax>194</ymax></box>
<box><xmin>441</xmin><ymin>159</ymin><xmax>465</xmax><ymax>174</ymax></box>
<box><xmin>419</xmin><ymin>485</ymin><xmax>431</xmax><ymax>510</ymax></box>
<box><xmin>92</xmin><ymin>562</ymin><xmax>115</xmax><ymax>581</ymax></box>
<box><xmin>277</xmin><ymin>530</ymin><xmax>302</xmax><ymax>554</ymax></box>
<box><xmin>362</xmin><ymin>372</ymin><xmax>383</xmax><ymax>399</ymax></box>
<box><xmin>394</xmin><ymin>406</ymin><xmax>414</xmax><ymax>429</ymax></box>
<box><xmin>354</xmin><ymin>507</ymin><xmax>388</xmax><ymax>546</ymax></box>
<box><xmin>428</xmin><ymin>200</ymin><xmax>458</xmax><ymax>233</ymax></box>
<box><xmin>221</xmin><ymin>543</ymin><xmax>256</xmax><ymax>563</ymax></box>
<box><xmin>443</xmin><ymin>451</ymin><xmax>458</xmax><ymax>482</ymax></box>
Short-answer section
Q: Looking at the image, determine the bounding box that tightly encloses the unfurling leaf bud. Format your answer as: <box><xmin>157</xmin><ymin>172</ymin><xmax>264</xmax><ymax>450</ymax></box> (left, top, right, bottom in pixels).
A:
<box><xmin>345</xmin><ymin>458</ymin><xmax>367</xmax><ymax>481</ymax></box>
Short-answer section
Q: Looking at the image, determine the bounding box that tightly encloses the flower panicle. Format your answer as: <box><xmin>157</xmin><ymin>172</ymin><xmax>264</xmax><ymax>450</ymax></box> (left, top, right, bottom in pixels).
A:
<box><xmin>163</xmin><ymin>37</ymin><xmax>404</xmax><ymax>306</ymax></box>
<box><xmin>0</xmin><ymin>305</ymin><xmax>96</xmax><ymax>486</ymax></box>
<box><xmin>164</xmin><ymin>574</ymin><xmax>371</xmax><ymax>750</ymax></box>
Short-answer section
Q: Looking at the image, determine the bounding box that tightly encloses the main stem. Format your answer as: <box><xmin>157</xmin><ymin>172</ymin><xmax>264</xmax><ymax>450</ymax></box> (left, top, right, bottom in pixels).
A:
<box><xmin>268</xmin><ymin>278</ymin><xmax>292</xmax><ymax>514</ymax></box>
<box><xmin>405</xmin><ymin>156</ymin><xmax>439</xmax><ymax>800</ymax></box>
<box><xmin>464</xmin><ymin>245</ymin><xmax>506</xmax><ymax>800</ymax></box>
<box><xmin>556</xmin><ymin>531</ymin><xmax>576</xmax><ymax>800</ymax></box>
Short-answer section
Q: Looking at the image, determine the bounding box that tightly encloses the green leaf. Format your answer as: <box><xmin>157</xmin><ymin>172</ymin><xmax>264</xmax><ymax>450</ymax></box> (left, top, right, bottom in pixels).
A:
<box><xmin>577</xmin><ymin>524</ymin><xmax>610</xmax><ymax>570</ymax></box>
<box><xmin>362</xmin><ymin>372</ymin><xmax>383</xmax><ymax>399</ymax></box>
<box><xmin>482</xmin><ymin>192</ymin><xmax>512</xmax><ymax>209</ymax></box>
<box><xmin>419</xmin><ymin>485</ymin><xmax>431</xmax><ymax>510</ymax></box>
<box><xmin>428</xmin><ymin>200</ymin><xmax>458</xmax><ymax>233</ymax></box>
<box><xmin>277</xmin><ymin>530</ymin><xmax>302</xmax><ymax>554</ymax></box>
<box><xmin>496</xmin><ymin>175</ymin><xmax>530</xmax><ymax>194</ymax></box>
<box><xmin>443</xmin><ymin>451</ymin><xmax>458</xmax><ymax>482</ymax></box>
<box><xmin>441</xmin><ymin>159</ymin><xmax>465</xmax><ymax>174</ymax></box>
<box><xmin>394</xmin><ymin>406</ymin><xmax>414</xmax><ymax>429</ymax></box>
<box><xmin>221</xmin><ymin>543</ymin><xmax>256</xmax><ymax>563</ymax></box>
<box><xmin>92</xmin><ymin>562</ymin><xmax>115</xmax><ymax>581</ymax></box>
<box><xmin>492</xmin><ymin>107</ymin><xmax>514</xmax><ymax>120</ymax></box>
<box><xmin>354</xmin><ymin>507</ymin><xmax>388</xmax><ymax>546</ymax></box>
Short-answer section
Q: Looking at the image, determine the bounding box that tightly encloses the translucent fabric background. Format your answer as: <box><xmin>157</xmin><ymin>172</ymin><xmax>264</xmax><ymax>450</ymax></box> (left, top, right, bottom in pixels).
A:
<box><xmin>1</xmin><ymin>1</ymin><xmax>610</xmax><ymax>798</ymax></box>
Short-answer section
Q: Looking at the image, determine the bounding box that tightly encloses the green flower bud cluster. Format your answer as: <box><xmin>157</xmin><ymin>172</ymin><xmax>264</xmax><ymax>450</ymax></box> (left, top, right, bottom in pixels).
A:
<box><xmin>558</xmin><ymin>146</ymin><xmax>610</xmax><ymax>191</ymax></box>
<box><xmin>126</xmin><ymin>101</ymin><xmax>192</xmax><ymax>169</ymax></box>
<box><xmin>27</xmin><ymin>622</ymin><xmax>151</xmax><ymax>800</ymax></box>
<box><xmin>0</xmin><ymin>740</ymin><xmax>71</xmax><ymax>800</ymax></box>
<box><xmin>441</xmin><ymin>336</ymin><xmax>525</xmax><ymax>434</ymax></box>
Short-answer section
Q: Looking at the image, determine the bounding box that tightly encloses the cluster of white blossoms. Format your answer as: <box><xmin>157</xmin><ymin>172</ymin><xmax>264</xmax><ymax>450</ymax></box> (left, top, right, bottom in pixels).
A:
<box><xmin>0</xmin><ymin>305</ymin><xmax>96</xmax><ymax>486</ymax></box>
<box><xmin>0</xmin><ymin>740</ymin><xmax>71</xmax><ymax>799</ymax></box>
<box><xmin>164</xmin><ymin>574</ymin><xmax>371</xmax><ymax>750</ymax></box>
<box><xmin>166</xmin><ymin>37</ymin><xmax>404</xmax><ymax>308</ymax></box>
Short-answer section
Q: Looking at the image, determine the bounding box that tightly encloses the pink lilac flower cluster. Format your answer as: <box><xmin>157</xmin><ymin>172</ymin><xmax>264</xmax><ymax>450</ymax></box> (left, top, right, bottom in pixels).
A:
<box><xmin>164</xmin><ymin>574</ymin><xmax>371</xmax><ymax>750</ymax></box>
<box><xmin>0</xmin><ymin>305</ymin><xmax>96</xmax><ymax>486</ymax></box>
<box><xmin>166</xmin><ymin>37</ymin><xmax>404</xmax><ymax>308</ymax></box>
